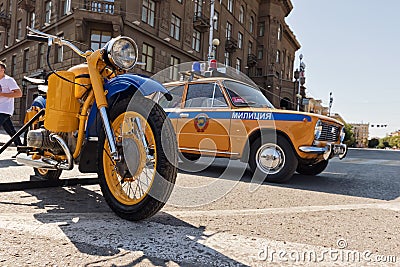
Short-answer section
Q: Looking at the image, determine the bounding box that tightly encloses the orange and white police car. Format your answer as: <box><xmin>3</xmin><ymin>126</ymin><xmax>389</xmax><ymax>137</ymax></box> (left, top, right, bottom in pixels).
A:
<box><xmin>153</xmin><ymin>73</ymin><xmax>347</xmax><ymax>183</ymax></box>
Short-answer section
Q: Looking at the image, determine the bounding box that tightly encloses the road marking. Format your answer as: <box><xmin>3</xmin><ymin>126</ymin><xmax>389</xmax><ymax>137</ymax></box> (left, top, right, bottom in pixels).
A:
<box><xmin>334</xmin><ymin>158</ymin><xmax>400</xmax><ymax>166</ymax></box>
<box><xmin>164</xmin><ymin>202</ymin><xmax>400</xmax><ymax>218</ymax></box>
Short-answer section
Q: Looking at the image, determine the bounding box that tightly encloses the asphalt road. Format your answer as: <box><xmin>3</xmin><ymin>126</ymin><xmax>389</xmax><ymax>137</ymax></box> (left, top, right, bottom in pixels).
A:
<box><xmin>0</xmin><ymin>141</ymin><xmax>399</xmax><ymax>266</ymax></box>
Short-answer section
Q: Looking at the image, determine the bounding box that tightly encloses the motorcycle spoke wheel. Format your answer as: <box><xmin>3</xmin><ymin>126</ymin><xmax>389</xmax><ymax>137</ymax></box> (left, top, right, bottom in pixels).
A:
<box><xmin>98</xmin><ymin>97</ymin><xmax>177</xmax><ymax>221</ymax></box>
<box><xmin>103</xmin><ymin>111</ymin><xmax>156</xmax><ymax>206</ymax></box>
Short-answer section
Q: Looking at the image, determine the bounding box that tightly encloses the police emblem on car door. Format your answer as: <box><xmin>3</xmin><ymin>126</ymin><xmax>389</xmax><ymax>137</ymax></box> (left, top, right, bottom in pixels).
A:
<box><xmin>177</xmin><ymin>82</ymin><xmax>231</xmax><ymax>152</ymax></box>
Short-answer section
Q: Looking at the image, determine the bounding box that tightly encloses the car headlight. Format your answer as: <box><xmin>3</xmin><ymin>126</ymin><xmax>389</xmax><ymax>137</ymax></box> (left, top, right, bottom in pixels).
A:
<box><xmin>105</xmin><ymin>36</ymin><xmax>138</xmax><ymax>70</ymax></box>
<box><xmin>314</xmin><ymin>120</ymin><xmax>323</xmax><ymax>140</ymax></box>
<box><xmin>340</xmin><ymin>127</ymin><xmax>346</xmax><ymax>142</ymax></box>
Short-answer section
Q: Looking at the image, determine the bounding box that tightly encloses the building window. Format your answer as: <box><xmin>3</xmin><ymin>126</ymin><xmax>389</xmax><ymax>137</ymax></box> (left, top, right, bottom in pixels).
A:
<box><xmin>249</xmin><ymin>16</ymin><xmax>254</xmax><ymax>33</ymax></box>
<box><xmin>45</xmin><ymin>1</ymin><xmax>52</xmax><ymax>25</ymax></box>
<box><xmin>169</xmin><ymin>56</ymin><xmax>180</xmax><ymax>81</ymax></box>
<box><xmin>248</xmin><ymin>41</ymin><xmax>253</xmax><ymax>55</ymax></box>
<box><xmin>226</xmin><ymin>22</ymin><xmax>232</xmax><ymax>38</ymax></box>
<box><xmin>213</xmin><ymin>11</ymin><xmax>219</xmax><ymax>30</ymax></box>
<box><xmin>227</xmin><ymin>0</ymin><xmax>233</xmax><ymax>13</ymax></box>
<box><xmin>277</xmin><ymin>24</ymin><xmax>282</xmax><ymax>41</ymax></box>
<box><xmin>238</xmin><ymin>32</ymin><xmax>243</xmax><ymax>49</ymax></box>
<box><xmin>38</xmin><ymin>43</ymin><xmax>45</xmax><ymax>69</ymax></box>
<box><xmin>276</xmin><ymin>50</ymin><xmax>280</xmax><ymax>63</ymax></box>
<box><xmin>17</xmin><ymin>20</ymin><xmax>22</xmax><ymax>40</ymax></box>
<box><xmin>258</xmin><ymin>22</ymin><xmax>265</xmax><ymax>37</ymax></box>
<box><xmin>170</xmin><ymin>14</ymin><xmax>181</xmax><ymax>40</ymax></box>
<box><xmin>257</xmin><ymin>46</ymin><xmax>263</xmax><ymax>60</ymax></box>
<box><xmin>235</xmin><ymin>58</ymin><xmax>241</xmax><ymax>71</ymax></box>
<box><xmin>142</xmin><ymin>0</ymin><xmax>155</xmax><ymax>27</ymax></box>
<box><xmin>224</xmin><ymin>52</ymin><xmax>230</xmax><ymax>66</ymax></box>
<box><xmin>256</xmin><ymin>68</ymin><xmax>262</xmax><ymax>76</ymax></box>
<box><xmin>192</xmin><ymin>30</ymin><xmax>201</xmax><ymax>52</ymax></box>
<box><xmin>30</xmin><ymin>12</ymin><xmax>36</xmax><ymax>28</ymax></box>
<box><xmin>23</xmin><ymin>49</ymin><xmax>29</xmax><ymax>73</ymax></box>
<box><xmin>194</xmin><ymin>0</ymin><xmax>203</xmax><ymax>16</ymax></box>
<box><xmin>62</xmin><ymin>0</ymin><xmax>71</xmax><ymax>15</ymax></box>
<box><xmin>90</xmin><ymin>30</ymin><xmax>111</xmax><ymax>50</ymax></box>
<box><xmin>11</xmin><ymin>55</ymin><xmax>16</xmax><ymax>77</ymax></box>
<box><xmin>239</xmin><ymin>6</ymin><xmax>244</xmax><ymax>24</ymax></box>
<box><xmin>141</xmin><ymin>43</ymin><xmax>154</xmax><ymax>72</ymax></box>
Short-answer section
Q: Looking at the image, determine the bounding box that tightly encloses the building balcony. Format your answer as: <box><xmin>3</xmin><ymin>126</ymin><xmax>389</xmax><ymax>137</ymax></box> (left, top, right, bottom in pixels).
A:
<box><xmin>193</xmin><ymin>13</ymin><xmax>209</xmax><ymax>33</ymax></box>
<box><xmin>247</xmin><ymin>53</ymin><xmax>257</xmax><ymax>67</ymax></box>
<box><xmin>17</xmin><ymin>0</ymin><xmax>35</xmax><ymax>12</ymax></box>
<box><xmin>0</xmin><ymin>12</ymin><xmax>11</xmax><ymax>28</ymax></box>
<box><xmin>84</xmin><ymin>0</ymin><xmax>115</xmax><ymax>14</ymax></box>
<box><xmin>225</xmin><ymin>37</ymin><xmax>238</xmax><ymax>53</ymax></box>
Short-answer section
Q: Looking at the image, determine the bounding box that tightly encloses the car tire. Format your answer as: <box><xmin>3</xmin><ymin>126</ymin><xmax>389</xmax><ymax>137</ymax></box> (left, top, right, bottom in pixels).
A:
<box><xmin>296</xmin><ymin>160</ymin><xmax>329</xmax><ymax>176</ymax></box>
<box><xmin>249</xmin><ymin>134</ymin><xmax>297</xmax><ymax>183</ymax></box>
<box><xmin>179</xmin><ymin>152</ymin><xmax>201</xmax><ymax>163</ymax></box>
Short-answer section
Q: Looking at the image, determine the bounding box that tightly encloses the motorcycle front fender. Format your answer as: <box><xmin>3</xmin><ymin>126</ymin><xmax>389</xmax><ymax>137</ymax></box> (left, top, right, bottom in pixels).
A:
<box><xmin>85</xmin><ymin>74</ymin><xmax>170</xmax><ymax>138</ymax></box>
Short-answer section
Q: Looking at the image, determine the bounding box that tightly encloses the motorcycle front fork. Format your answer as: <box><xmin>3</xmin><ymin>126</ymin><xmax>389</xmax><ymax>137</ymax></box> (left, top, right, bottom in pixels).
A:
<box><xmin>99</xmin><ymin>107</ymin><xmax>120</xmax><ymax>162</ymax></box>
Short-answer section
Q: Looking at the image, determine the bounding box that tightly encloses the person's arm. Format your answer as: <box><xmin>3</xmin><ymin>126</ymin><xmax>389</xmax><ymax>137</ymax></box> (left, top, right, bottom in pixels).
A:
<box><xmin>0</xmin><ymin>89</ymin><xmax>22</xmax><ymax>98</ymax></box>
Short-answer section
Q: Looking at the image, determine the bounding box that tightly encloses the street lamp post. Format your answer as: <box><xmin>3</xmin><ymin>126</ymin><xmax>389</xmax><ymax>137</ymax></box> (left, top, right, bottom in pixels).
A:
<box><xmin>208</xmin><ymin>0</ymin><xmax>216</xmax><ymax>61</ymax></box>
<box><xmin>328</xmin><ymin>92</ymin><xmax>333</xmax><ymax>116</ymax></box>
<box><xmin>297</xmin><ymin>54</ymin><xmax>305</xmax><ymax>111</ymax></box>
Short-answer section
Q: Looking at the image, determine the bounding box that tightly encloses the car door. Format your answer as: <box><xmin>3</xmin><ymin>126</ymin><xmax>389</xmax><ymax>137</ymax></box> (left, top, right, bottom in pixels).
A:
<box><xmin>176</xmin><ymin>82</ymin><xmax>231</xmax><ymax>152</ymax></box>
<box><xmin>156</xmin><ymin>84</ymin><xmax>185</xmax><ymax>131</ymax></box>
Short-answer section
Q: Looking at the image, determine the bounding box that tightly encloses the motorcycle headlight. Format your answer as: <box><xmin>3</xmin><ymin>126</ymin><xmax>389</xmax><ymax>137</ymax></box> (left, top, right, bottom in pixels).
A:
<box><xmin>340</xmin><ymin>127</ymin><xmax>346</xmax><ymax>142</ymax></box>
<box><xmin>314</xmin><ymin>120</ymin><xmax>323</xmax><ymax>140</ymax></box>
<box><xmin>105</xmin><ymin>36</ymin><xmax>138</xmax><ymax>70</ymax></box>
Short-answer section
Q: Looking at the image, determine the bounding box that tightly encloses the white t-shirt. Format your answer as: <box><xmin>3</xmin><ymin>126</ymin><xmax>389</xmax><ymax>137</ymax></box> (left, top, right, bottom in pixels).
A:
<box><xmin>0</xmin><ymin>75</ymin><xmax>20</xmax><ymax>115</ymax></box>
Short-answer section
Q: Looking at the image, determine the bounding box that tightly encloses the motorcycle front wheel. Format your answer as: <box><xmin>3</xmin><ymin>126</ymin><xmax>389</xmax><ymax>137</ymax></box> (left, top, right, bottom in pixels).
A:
<box><xmin>98</xmin><ymin>96</ymin><xmax>177</xmax><ymax>221</ymax></box>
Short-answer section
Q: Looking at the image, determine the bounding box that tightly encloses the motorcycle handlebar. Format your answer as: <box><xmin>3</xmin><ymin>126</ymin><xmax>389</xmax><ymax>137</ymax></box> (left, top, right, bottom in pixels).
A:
<box><xmin>26</xmin><ymin>27</ymin><xmax>86</xmax><ymax>58</ymax></box>
<box><xmin>26</xmin><ymin>34</ymin><xmax>48</xmax><ymax>43</ymax></box>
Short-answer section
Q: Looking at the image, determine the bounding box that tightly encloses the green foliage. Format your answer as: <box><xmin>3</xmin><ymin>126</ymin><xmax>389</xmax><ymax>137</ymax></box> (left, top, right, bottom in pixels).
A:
<box><xmin>368</xmin><ymin>138</ymin><xmax>379</xmax><ymax>148</ymax></box>
<box><xmin>377</xmin><ymin>136</ymin><xmax>400</xmax><ymax>149</ymax></box>
<box><xmin>343</xmin><ymin>123</ymin><xmax>355</xmax><ymax>147</ymax></box>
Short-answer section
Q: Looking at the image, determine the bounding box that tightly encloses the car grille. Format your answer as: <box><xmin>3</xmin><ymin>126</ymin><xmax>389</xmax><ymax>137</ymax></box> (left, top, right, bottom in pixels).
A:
<box><xmin>317</xmin><ymin>122</ymin><xmax>340</xmax><ymax>142</ymax></box>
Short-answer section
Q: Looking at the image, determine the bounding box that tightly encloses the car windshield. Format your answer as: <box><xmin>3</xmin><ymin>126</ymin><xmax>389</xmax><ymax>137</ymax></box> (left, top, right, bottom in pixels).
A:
<box><xmin>223</xmin><ymin>80</ymin><xmax>274</xmax><ymax>108</ymax></box>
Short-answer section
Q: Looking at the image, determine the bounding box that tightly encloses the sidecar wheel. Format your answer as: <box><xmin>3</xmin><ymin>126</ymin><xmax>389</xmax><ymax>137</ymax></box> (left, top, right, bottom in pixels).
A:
<box><xmin>34</xmin><ymin>168</ymin><xmax>62</xmax><ymax>180</ymax></box>
<box><xmin>98</xmin><ymin>96</ymin><xmax>177</xmax><ymax>221</ymax></box>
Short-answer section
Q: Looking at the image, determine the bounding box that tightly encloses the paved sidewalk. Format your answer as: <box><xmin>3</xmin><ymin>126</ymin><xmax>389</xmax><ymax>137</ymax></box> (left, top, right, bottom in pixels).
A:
<box><xmin>0</xmin><ymin>129</ymin><xmax>22</xmax><ymax>147</ymax></box>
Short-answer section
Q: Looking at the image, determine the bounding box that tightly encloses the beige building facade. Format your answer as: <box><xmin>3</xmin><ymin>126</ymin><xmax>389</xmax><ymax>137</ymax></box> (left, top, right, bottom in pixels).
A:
<box><xmin>350</xmin><ymin>123</ymin><xmax>369</xmax><ymax>148</ymax></box>
<box><xmin>0</xmin><ymin>0</ymin><xmax>300</xmax><ymax>124</ymax></box>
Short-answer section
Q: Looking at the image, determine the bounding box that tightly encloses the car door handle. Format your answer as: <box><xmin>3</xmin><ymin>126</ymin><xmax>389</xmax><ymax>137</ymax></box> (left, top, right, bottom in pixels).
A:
<box><xmin>179</xmin><ymin>113</ymin><xmax>189</xmax><ymax>118</ymax></box>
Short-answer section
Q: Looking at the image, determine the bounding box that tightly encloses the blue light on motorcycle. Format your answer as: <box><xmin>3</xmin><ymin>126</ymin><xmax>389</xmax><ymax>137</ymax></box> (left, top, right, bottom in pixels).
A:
<box><xmin>105</xmin><ymin>36</ymin><xmax>138</xmax><ymax>70</ymax></box>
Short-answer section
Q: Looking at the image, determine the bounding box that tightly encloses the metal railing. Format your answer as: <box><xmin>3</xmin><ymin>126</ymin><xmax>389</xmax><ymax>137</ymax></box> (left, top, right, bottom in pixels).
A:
<box><xmin>84</xmin><ymin>0</ymin><xmax>114</xmax><ymax>14</ymax></box>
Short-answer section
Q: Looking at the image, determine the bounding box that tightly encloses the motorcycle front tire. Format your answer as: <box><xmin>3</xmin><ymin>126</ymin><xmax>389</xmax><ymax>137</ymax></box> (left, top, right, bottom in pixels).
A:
<box><xmin>98</xmin><ymin>96</ymin><xmax>177</xmax><ymax>221</ymax></box>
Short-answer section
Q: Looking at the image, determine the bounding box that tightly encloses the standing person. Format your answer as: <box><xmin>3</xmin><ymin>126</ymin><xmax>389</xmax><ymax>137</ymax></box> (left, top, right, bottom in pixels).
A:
<box><xmin>0</xmin><ymin>61</ymin><xmax>23</xmax><ymax>147</ymax></box>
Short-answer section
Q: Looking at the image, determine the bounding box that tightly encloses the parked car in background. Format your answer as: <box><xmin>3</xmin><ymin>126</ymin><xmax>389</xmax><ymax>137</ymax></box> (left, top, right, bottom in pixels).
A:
<box><xmin>153</xmin><ymin>76</ymin><xmax>347</xmax><ymax>182</ymax></box>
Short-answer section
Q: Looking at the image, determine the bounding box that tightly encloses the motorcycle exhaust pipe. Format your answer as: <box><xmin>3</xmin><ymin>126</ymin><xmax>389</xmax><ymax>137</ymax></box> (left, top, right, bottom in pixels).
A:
<box><xmin>16</xmin><ymin>134</ymin><xmax>74</xmax><ymax>171</ymax></box>
<box><xmin>16</xmin><ymin>154</ymin><xmax>59</xmax><ymax>170</ymax></box>
<box><xmin>49</xmin><ymin>134</ymin><xmax>73</xmax><ymax>170</ymax></box>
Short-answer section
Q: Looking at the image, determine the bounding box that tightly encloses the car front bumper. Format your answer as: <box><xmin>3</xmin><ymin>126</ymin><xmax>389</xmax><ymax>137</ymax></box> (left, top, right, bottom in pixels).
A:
<box><xmin>299</xmin><ymin>143</ymin><xmax>347</xmax><ymax>160</ymax></box>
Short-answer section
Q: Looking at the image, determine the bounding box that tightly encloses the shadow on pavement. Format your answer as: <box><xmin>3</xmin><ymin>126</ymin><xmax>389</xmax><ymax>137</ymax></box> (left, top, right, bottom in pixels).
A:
<box><xmin>0</xmin><ymin>184</ymin><xmax>247</xmax><ymax>266</ymax></box>
<box><xmin>178</xmin><ymin>155</ymin><xmax>400</xmax><ymax>201</ymax></box>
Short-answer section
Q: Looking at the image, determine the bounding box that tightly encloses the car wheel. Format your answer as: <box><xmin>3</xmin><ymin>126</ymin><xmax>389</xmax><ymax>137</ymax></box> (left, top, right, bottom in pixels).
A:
<box><xmin>179</xmin><ymin>152</ymin><xmax>201</xmax><ymax>163</ymax></box>
<box><xmin>249</xmin><ymin>134</ymin><xmax>297</xmax><ymax>183</ymax></box>
<box><xmin>296</xmin><ymin>160</ymin><xmax>329</xmax><ymax>176</ymax></box>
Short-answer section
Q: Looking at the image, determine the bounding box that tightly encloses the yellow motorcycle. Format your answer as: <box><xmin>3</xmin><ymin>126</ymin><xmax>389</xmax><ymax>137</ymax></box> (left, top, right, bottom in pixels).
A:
<box><xmin>10</xmin><ymin>27</ymin><xmax>178</xmax><ymax>221</ymax></box>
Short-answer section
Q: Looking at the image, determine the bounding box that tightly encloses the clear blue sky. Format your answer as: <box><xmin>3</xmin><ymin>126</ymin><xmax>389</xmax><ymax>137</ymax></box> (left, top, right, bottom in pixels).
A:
<box><xmin>286</xmin><ymin>0</ymin><xmax>400</xmax><ymax>138</ymax></box>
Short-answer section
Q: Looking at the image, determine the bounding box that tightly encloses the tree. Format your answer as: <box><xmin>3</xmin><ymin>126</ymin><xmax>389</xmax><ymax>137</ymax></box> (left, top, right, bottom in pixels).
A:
<box><xmin>368</xmin><ymin>138</ymin><xmax>379</xmax><ymax>148</ymax></box>
<box><xmin>343</xmin><ymin>123</ymin><xmax>355</xmax><ymax>147</ymax></box>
